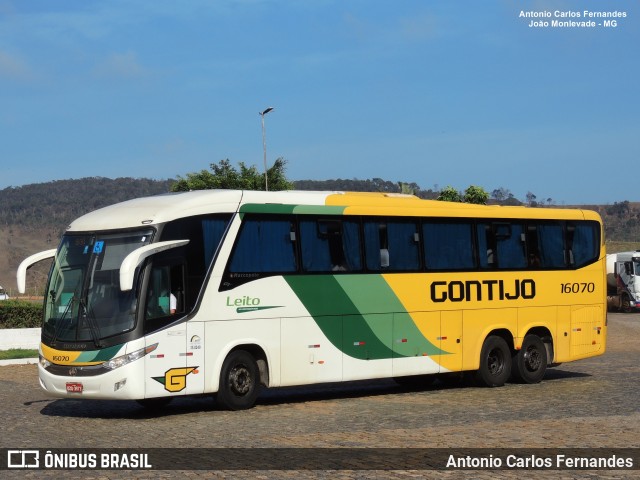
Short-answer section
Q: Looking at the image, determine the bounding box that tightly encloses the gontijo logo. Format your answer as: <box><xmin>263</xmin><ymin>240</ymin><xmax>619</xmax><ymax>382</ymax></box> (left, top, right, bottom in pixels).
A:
<box><xmin>430</xmin><ymin>279</ymin><xmax>536</xmax><ymax>303</ymax></box>
<box><xmin>152</xmin><ymin>366</ymin><xmax>198</xmax><ymax>392</ymax></box>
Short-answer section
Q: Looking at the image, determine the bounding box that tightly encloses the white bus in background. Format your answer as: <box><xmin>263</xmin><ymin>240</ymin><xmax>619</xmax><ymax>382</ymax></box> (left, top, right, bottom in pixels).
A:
<box><xmin>606</xmin><ymin>251</ymin><xmax>640</xmax><ymax>312</ymax></box>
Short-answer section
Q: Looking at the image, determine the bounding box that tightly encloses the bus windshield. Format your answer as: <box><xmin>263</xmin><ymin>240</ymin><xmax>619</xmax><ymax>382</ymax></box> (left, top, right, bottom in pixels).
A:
<box><xmin>43</xmin><ymin>230</ymin><xmax>154</xmax><ymax>345</ymax></box>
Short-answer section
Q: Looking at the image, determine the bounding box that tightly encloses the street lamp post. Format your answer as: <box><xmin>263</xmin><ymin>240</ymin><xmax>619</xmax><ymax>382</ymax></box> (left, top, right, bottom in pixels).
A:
<box><xmin>259</xmin><ymin>107</ymin><xmax>274</xmax><ymax>191</ymax></box>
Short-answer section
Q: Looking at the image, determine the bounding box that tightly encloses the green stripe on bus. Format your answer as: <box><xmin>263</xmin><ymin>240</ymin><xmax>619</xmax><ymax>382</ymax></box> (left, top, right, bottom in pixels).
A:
<box><xmin>76</xmin><ymin>344</ymin><xmax>123</xmax><ymax>363</ymax></box>
<box><xmin>292</xmin><ymin>205</ymin><xmax>346</xmax><ymax>215</ymax></box>
<box><xmin>239</xmin><ymin>204</ymin><xmax>346</xmax><ymax>215</ymax></box>
<box><xmin>284</xmin><ymin>275</ymin><xmax>392</xmax><ymax>360</ymax></box>
<box><xmin>239</xmin><ymin>204</ymin><xmax>296</xmax><ymax>215</ymax></box>
<box><xmin>284</xmin><ymin>275</ymin><xmax>443</xmax><ymax>359</ymax></box>
<box><xmin>334</xmin><ymin>275</ymin><xmax>444</xmax><ymax>357</ymax></box>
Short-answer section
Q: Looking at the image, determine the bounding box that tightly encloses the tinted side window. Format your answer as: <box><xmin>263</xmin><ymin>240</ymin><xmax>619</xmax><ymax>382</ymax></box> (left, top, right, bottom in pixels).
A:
<box><xmin>229</xmin><ymin>217</ymin><xmax>297</xmax><ymax>273</ymax></box>
<box><xmin>300</xmin><ymin>218</ymin><xmax>361</xmax><ymax>272</ymax></box>
<box><xmin>478</xmin><ymin>223</ymin><xmax>527</xmax><ymax>269</ymax></box>
<box><xmin>526</xmin><ymin>223</ymin><xmax>565</xmax><ymax>268</ymax></box>
<box><xmin>364</xmin><ymin>219</ymin><xmax>420</xmax><ymax>271</ymax></box>
<box><xmin>568</xmin><ymin>221</ymin><xmax>600</xmax><ymax>267</ymax></box>
<box><xmin>202</xmin><ymin>217</ymin><xmax>230</xmax><ymax>267</ymax></box>
<box><xmin>423</xmin><ymin>222</ymin><xmax>475</xmax><ymax>270</ymax></box>
<box><xmin>160</xmin><ymin>214</ymin><xmax>231</xmax><ymax>311</ymax></box>
<box><xmin>145</xmin><ymin>263</ymin><xmax>185</xmax><ymax>322</ymax></box>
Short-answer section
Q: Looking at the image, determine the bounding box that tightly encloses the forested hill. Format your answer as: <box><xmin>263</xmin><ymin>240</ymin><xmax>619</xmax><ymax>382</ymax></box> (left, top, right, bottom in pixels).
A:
<box><xmin>0</xmin><ymin>177</ymin><xmax>436</xmax><ymax>236</ymax></box>
<box><xmin>1</xmin><ymin>175</ymin><xmax>639</xmax><ymax>241</ymax></box>
<box><xmin>0</xmin><ymin>177</ymin><xmax>175</xmax><ymax>234</ymax></box>
<box><xmin>0</xmin><ymin>176</ymin><xmax>638</xmax><ymax>294</ymax></box>
<box><xmin>2</xmin><ymin>175</ymin><xmax>640</xmax><ymax>242</ymax></box>
<box><xmin>0</xmin><ymin>177</ymin><xmax>174</xmax><ymax>293</ymax></box>
<box><xmin>294</xmin><ymin>178</ymin><xmax>439</xmax><ymax>199</ymax></box>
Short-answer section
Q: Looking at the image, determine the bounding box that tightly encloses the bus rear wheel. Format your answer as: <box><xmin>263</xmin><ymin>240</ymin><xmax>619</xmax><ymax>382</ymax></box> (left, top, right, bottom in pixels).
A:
<box><xmin>217</xmin><ymin>350</ymin><xmax>260</xmax><ymax>411</ymax></box>
<box><xmin>474</xmin><ymin>335</ymin><xmax>511</xmax><ymax>387</ymax></box>
<box><xmin>512</xmin><ymin>334</ymin><xmax>547</xmax><ymax>384</ymax></box>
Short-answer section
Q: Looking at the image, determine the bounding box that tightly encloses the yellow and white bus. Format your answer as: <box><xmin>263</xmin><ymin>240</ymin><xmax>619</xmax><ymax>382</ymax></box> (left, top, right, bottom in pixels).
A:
<box><xmin>18</xmin><ymin>190</ymin><xmax>606</xmax><ymax>410</ymax></box>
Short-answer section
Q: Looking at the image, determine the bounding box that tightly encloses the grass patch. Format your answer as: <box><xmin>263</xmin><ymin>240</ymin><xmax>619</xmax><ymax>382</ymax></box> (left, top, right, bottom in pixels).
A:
<box><xmin>0</xmin><ymin>349</ymin><xmax>38</xmax><ymax>360</ymax></box>
<box><xmin>606</xmin><ymin>241</ymin><xmax>640</xmax><ymax>253</ymax></box>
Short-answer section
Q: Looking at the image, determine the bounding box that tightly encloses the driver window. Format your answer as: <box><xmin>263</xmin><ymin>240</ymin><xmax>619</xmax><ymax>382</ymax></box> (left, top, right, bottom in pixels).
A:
<box><xmin>146</xmin><ymin>264</ymin><xmax>185</xmax><ymax>320</ymax></box>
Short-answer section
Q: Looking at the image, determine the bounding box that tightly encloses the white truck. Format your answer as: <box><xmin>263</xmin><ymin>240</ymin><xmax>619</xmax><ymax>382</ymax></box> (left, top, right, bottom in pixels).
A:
<box><xmin>0</xmin><ymin>285</ymin><xmax>9</xmax><ymax>301</ymax></box>
<box><xmin>607</xmin><ymin>251</ymin><xmax>640</xmax><ymax>312</ymax></box>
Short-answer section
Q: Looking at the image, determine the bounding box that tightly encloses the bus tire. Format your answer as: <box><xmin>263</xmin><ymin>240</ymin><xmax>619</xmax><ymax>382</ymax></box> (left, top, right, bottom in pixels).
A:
<box><xmin>512</xmin><ymin>334</ymin><xmax>547</xmax><ymax>384</ymax></box>
<box><xmin>474</xmin><ymin>335</ymin><xmax>511</xmax><ymax>387</ymax></box>
<box><xmin>217</xmin><ymin>350</ymin><xmax>260</xmax><ymax>410</ymax></box>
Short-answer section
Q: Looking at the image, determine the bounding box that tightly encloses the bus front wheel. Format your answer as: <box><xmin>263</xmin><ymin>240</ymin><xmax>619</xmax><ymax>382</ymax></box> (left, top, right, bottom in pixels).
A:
<box><xmin>474</xmin><ymin>335</ymin><xmax>511</xmax><ymax>387</ymax></box>
<box><xmin>217</xmin><ymin>350</ymin><xmax>260</xmax><ymax>410</ymax></box>
<box><xmin>512</xmin><ymin>334</ymin><xmax>547</xmax><ymax>384</ymax></box>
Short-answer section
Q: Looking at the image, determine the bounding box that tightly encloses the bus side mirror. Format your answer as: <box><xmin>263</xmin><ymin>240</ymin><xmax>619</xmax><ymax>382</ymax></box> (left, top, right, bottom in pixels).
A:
<box><xmin>17</xmin><ymin>249</ymin><xmax>57</xmax><ymax>294</ymax></box>
<box><xmin>119</xmin><ymin>240</ymin><xmax>190</xmax><ymax>291</ymax></box>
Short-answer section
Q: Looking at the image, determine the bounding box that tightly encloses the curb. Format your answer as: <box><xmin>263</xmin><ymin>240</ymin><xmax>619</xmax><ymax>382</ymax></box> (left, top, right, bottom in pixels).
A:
<box><xmin>0</xmin><ymin>358</ymin><xmax>38</xmax><ymax>367</ymax></box>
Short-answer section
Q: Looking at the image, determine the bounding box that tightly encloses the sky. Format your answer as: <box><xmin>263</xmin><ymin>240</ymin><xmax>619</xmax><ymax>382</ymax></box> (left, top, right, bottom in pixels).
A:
<box><xmin>0</xmin><ymin>0</ymin><xmax>638</xmax><ymax>205</ymax></box>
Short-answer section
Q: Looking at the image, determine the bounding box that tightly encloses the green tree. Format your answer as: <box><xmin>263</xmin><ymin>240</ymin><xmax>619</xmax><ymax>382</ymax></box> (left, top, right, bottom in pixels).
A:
<box><xmin>463</xmin><ymin>185</ymin><xmax>489</xmax><ymax>205</ymax></box>
<box><xmin>437</xmin><ymin>186</ymin><xmax>462</xmax><ymax>202</ymax></box>
<box><xmin>491</xmin><ymin>187</ymin><xmax>513</xmax><ymax>202</ymax></box>
<box><xmin>606</xmin><ymin>201</ymin><xmax>631</xmax><ymax>219</ymax></box>
<box><xmin>398</xmin><ymin>182</ymin><xmax>416</xmax><ymax>195</ymax></box>
<box><xmin>171</xmin><ymin>158</ymin><xmax>294</xmax><ymax>192</ymax></box>
<box><xmin>437</xmin><ymin>185</ymin><xmax>489</xmax><ymax>205</ymax></box>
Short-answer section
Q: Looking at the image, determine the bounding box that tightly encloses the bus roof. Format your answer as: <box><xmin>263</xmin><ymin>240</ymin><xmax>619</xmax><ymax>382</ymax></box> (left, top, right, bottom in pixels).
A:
<box><xmin>66</xmin><ymin>189</ymin><xmax>601</xmax><ymax>232</ymax></box>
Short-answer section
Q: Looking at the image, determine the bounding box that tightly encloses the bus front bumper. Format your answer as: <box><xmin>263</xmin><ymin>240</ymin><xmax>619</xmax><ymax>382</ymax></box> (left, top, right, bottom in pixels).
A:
<box><xmin>38</xmin><ymin>360</ymin><xmax>145</xmax><ymax>400</ymax></box>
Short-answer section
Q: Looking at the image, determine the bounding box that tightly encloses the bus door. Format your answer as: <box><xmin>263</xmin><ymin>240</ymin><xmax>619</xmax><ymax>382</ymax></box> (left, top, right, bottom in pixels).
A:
<box><xmin>143</xmin><ymin>322</ymin><xmax>187</xmax><ymax>399</ymax></box>
<box><xmin>142</xmin><ymin>262</ymin><xmax>198</xmax><ymax>398</ymax></box>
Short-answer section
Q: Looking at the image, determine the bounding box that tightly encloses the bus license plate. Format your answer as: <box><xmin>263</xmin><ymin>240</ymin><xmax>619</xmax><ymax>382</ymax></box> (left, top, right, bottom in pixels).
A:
<box><xmin>66</xmin><ymin>382</ymin><xmax>83</xmax><ymax>393</ymax></box>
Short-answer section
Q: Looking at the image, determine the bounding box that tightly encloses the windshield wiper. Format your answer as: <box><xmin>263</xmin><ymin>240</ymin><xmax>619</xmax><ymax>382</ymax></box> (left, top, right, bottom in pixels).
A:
<box><xmin>50</xmin><ymin>292</ymin><xmax>76</xmax><ymax>345</ymax></box>
<box><xmin>79</xmin><ymin>297</ymin><xmax>104</xmax><ymax>349</ymax></box>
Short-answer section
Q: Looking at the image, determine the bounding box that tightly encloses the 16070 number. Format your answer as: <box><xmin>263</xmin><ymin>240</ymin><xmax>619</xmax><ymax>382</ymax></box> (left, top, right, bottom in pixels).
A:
<box><xmin>560</xmin><ymin>282</ymin><xmax>595</xmax><ymax>294</ymax></box>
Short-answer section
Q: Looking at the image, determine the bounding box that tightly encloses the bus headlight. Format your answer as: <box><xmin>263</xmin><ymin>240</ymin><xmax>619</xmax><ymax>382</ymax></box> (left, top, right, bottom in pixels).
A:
<box><xmin>103</xmin><ymin>343</ymin><xmax>158</xmax><ymax>370</ymax></box>
<box><xmin>39</xmin><ymin>355</ymin><xmax>51</xmax><ymax>369</ymax></box>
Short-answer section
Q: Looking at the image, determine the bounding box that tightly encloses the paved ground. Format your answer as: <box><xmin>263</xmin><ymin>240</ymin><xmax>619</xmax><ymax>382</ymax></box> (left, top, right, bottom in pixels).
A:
<box><xmin>1</xmin><ymin>313</ymin><xmax>639</xmax><ymax>479</ymax></box>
